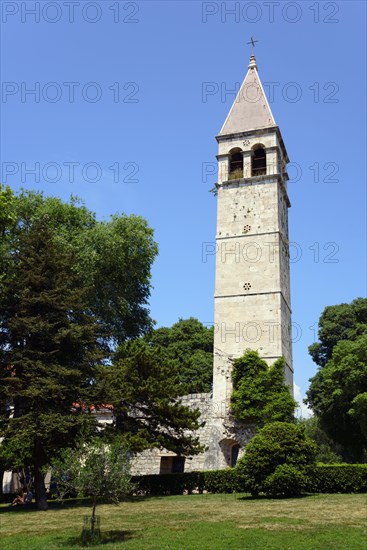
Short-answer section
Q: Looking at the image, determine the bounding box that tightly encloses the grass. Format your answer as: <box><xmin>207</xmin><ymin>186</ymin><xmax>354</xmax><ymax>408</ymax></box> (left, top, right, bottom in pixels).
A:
<box><xmin>0</xmin><ymin>493</ymin><xmax>366</xmax><ymax>549</ymax></box>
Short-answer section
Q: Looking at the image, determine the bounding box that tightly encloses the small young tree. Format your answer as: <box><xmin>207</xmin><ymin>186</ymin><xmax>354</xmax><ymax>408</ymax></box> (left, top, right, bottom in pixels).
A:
<box><xmin>52</xmin><ymin>439</ymin><xmax>133</xmax><ymax>539</ymax></box>
<box><xmin>236</xmin><ymin>422</ymin><xmax>317</xmax><ymax>497</ymax></box>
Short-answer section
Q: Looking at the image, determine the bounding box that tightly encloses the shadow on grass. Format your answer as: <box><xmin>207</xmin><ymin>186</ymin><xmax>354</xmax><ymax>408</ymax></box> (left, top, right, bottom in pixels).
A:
<box><xmin>62</xmin><ymin>530</ymin><xmax>139</xmax><ymax>547</ymax></box>
<box><xmin>0</xmin><ymin>499</ymin><xmax>93</xmax><ymax>514</ymax></box>
<box><xmin>0</xmin><ymin>494</ymin><xmax>170</xmax><ymax>515</ymax></box>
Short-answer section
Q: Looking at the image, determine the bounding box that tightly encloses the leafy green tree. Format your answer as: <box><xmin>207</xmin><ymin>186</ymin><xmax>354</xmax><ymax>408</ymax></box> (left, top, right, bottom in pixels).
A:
<box><xmin>306</xmin><ymin>299</ymin><xmax>367</xmax><ymax>462</ymax></box>
<box><xmin>99</xmin><ymin>340</ymin><xmax>204</xmax><ymax>456</ymax></box>
<box><xmin>306</xmin><ymin>335</ymin><xmax>367</xmax><ymax>462</ymax></box>
<box><xmin>51</xmin><ymin>439</ymin><xmax>132</xmax><ymax>542</ymax></box>
<box><xmin>231</xmin><ymin>350</ymin><xmax>296</xmax><ymax>425</ymax></box>
<box><xmin>236</xmin><ymin>422</ymin><xmax>317</xmax><ymax>497</ymax></box>
<box><xmin>0</xmin><ymin>219</ymin><xmax>103</xmax><ymax>509</ymax></box>
<box><xmin>0</xmin><ymin>184</ymin><xmax>16</xmax><ymax>230</ymax></box>
<box><xmin>1</xmin><ymin>191</ymin><xmax>208</xmax><ymax>507</ymax></box>
<box><xmin>3</xmin><ymin>189</ymin><xmax>158</xmax><ymax>344</ymax></box>
<box><xmin>117</xmin><ymin>318</ymin><xmax>214</xmax><ymax>393</ymax></box>
<box><xmin>299</xmin><ymin>417</ymin><xmax>343</xmax><ymax>463</ymax></box>
<box><xmin>308</xmin><ymin>298</ymin><xmax>367</xmax><ymax>368</ymax></box>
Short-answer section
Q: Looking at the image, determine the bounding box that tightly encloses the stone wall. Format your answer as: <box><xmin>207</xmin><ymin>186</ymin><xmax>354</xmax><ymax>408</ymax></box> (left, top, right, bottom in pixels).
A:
<box><xmin>130</xmin><ymin>393</ymin><xmax>213</xmax><ymax>475</ymax></box>
<box><xmin>130</xmin><ymin>392</ymin><xmax>255</xmax><ymax>475</ymax></box>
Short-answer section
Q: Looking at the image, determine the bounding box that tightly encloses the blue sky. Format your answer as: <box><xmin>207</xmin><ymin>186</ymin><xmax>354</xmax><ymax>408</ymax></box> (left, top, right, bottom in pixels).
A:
<box><xmin>1</xmin><ymin>0</ymin><xmax>366</xmax><ymax>413</ymax></box>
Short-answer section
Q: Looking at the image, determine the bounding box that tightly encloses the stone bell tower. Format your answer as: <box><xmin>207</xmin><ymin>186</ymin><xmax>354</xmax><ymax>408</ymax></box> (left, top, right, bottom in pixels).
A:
<box><xmin>207</xmin><ymin>52</ymin><xmax>293</xmax><ymax>468</ymax></box>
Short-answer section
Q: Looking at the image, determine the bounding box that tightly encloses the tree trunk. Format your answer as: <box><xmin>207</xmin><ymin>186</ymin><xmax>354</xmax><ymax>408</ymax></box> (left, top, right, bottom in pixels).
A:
<box><xmin>34</xmin><ymin>465</ymin><xmax>48</xmax><ymax>510</ymax></box>
<box><xmin>0</xmin><ymin>469</ymin><xmax>4</xmax><ymax>499</ymax></box>
<box><xmin>91</xmin><ymin>499</ymin><xmax>97</xmax><ymax>534</ymax></box>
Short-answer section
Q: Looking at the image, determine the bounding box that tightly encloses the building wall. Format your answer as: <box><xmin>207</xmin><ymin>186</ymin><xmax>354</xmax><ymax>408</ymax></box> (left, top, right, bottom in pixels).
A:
<box><xmin>130</xmin><ymin>393</ymin><xmax>213</xmax><ymax>475</ymax></box>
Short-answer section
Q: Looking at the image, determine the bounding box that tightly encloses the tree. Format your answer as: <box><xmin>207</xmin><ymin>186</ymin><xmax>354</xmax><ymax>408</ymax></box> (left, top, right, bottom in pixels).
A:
<box><xmin>2</xmin><ymin>189</ymin><xmax>159</xmax><ymax>344</ymax></box>
<box><xmin>236</xmin><ymin>422</ymin><xmax>317</xmax><ymax>497</ymax></box>
<box><xmin>1</xmin><ymin>191</ymin><xmax>206</xmax><ymax>507</ymax></box>
<box><xmin>231</xmin><ymin>350</ymin><xmax>296</xmax><ymax>425</ymax></box>
<box><xmin>308</xmin><ymin>298</ymin><xmax>367</xmax><ymax>368</ymax></box>
<box><xmin>306</xmin><ymin>298</ymin><xmax>367</xmax><ymax>462</ymax></box>
<box><xmin>299</xmin><ymin>417</ymin><xmax>343</xmax><ymax>463</ymax></box>
<box><xmin>98</xmin><ymin>340</ymin><xmax>204</xmax><ymax>456</ymax></box>
<box><xmin>0</xmin><ymin>185</ymin><xmax>16</xmax><ymax>231</ymax></box>
<box><xmin>51</xmin><ymin>439</ymin><xmax>132</xmax><ymax>542</ymax></box>
<box><xmin>116</xmin><ymin>318</ymin><xmax>214</xmax><ymax>393</ymax></box>
<box><xmin>0</xmin><ymin>219</ymin><xmax>103</xmax><ymax>509</ymax></box>
<box><xmin>306</xmin><ymin>335</ymin><xmax>367</xmax><ymax>462</ymax></box>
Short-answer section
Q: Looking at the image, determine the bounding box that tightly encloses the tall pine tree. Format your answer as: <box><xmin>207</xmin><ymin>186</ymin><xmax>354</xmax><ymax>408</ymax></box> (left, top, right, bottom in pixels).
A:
<box><xmin>0</xmin><ymin>217</ymin><xmax>103</xmax><ymax>509</ymax></box>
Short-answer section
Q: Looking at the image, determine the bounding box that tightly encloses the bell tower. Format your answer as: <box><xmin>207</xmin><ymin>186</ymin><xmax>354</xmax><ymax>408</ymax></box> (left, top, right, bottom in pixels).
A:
<box><xmin>212</xmin><ymin>52</ymin><xmax>293</xmax><ymax>419</ymax></box>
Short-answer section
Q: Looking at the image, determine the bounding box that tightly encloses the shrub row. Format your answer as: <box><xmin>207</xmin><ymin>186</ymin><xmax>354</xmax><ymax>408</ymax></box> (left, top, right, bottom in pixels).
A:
<box><xmin>132</xmin><ymin>464</ymin><xmax>367</xmax><ymax>496</ymax></box>
<box><xmin>308</xmin><ymin>464</ymin><xmax>367</xmax><ymax>494</ymax></box>
<box><xmin>132</xmin><ymin>469</ymin><xmax>241</xmax><ymax>496</ymax></box>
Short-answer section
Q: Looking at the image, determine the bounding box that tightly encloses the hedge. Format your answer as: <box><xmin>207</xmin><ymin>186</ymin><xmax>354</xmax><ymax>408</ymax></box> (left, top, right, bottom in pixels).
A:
<box><xmin>308</xmin><ymin>464</ymin><xmax>367</xmax><ymax>494</ymax></box>
<box><xmin>132</xmin><ymin>469</ymin><xmax>241</xmax><ymax>496</ymax></box>
<box><xmin>132</xmin><ymin>464</ymin><xmax>367</xmax><ymax>496</ymax></box>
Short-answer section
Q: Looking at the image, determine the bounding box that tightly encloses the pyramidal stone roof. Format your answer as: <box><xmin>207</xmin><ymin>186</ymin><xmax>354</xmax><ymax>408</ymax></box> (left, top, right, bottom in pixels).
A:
<box><xmin>219</xmin><ymin>55</ymin><xmax>276</xmax><ymax>136</ymax></box>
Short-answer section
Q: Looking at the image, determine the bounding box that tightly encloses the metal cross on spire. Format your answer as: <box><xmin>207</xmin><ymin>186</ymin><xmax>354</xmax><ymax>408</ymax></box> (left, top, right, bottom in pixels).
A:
<box><xmin>247</xmin><ymin>36</ymin><xmax>258</xmax><ymax>55</ymax></box>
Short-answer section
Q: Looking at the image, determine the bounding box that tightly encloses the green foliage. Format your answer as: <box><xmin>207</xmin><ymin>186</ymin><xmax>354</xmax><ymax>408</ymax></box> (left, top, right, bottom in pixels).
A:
<box><xmin>116</xmin><ymin>318</ymin><xmax>213</xmax><ymax>393</ymax></box>
<box><xmin>99</xmin><ymin>340</ymin><xmax>203</xmax><ymax>456</ymax></box>
<box><xmin>308</xmin><ymin>464</ymin><xmax>367</xmax><ymax>494</ymax></box>
<box><xmin>236</xmin><ymin>422</ymin><xmax>317</xmax><ymax>497</ymax></box>
<box><xmin>0</xmin><ymin>190</ymin><xmax>158</xmax><ymax>508</ymax></box>
<box><xmin>201</xmin><ymin>469</ymin><xmax>241</xmax><ymax>493</ymax></box>
<box><xmin>308</xmin><ymin>298</ymin><xmax>367</xmax><ymax>368</ymax></box>
<box><xmin>51</xmin><ymin>438</ymin><xmax>132</xmax><ymax>541</ymax></box>
<box><xmin>0</xmin><ymin>185</ymin><xmax>16</xmax><ymax>230</ymax></box>
<box><xmin>263</xmin><ymin>464</ymin><xmax>308</xmax><ymax>498</ymax></box>
<box><xmin>349</xmin><ymin>393</ymin><xmax>367</xmax><ymax>439</ymax></box>
<box><xmin>133</xmin><ymin>473</ymin><xmax>198</xmax><ymax>496</ymax></box>
<box><xmin>133</xmin><ymin>463</ymin><xmax>367</xmax><ymax>497</ymax></box>
<box><xmin>299</xmin><ymin>417</ymin><xmax>343</xmax><ymax>463</ymax></box>
<box><xmin>133</xmin><ymin>469</ymin><xmax>242</xmax><ymax>496</ymax></box>
<box><xmin>307</xmin><ymin>299</ymin><xmax>367</xmax><ymax>461</ymax></box>
<box><xmin>52</xmin><ymin>439</ymin><xmax>132</xmax><ymax>504</ymax></box>
<box><xmin>231</xmin><ymin>350</ymin><xmax>296</xmax><ymax>425</ymax></box>
<box><xmin>1</xmin><ymin>189</ymin><xmax>158</xmax><ymax>344</ymax></box>
<box><xmin>0</xmin><ymin>218</ymin><xmax>103</xmax><ymax>509</ymax></box>
<box><xmin>306</xmin><ymin>334</ymin><xmax>367</xmax><ymax>462</ymax></box>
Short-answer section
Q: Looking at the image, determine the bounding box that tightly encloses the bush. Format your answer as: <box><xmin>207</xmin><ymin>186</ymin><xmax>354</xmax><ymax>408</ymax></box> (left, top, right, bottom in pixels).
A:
<box><xmin>132</xmin><ymin>473</ymin><xmax>194</xmax><ymax>496</ymax></box>
<box><xmin>236</xmin><ymin>422</ymin><xmax>317</xmax><ymax>497</ymax></box>
<box><xmin>263</xmin><ymin>464</ymin><xmax>308</xmax><ymax>497</ymax></box>
<box><xmin>131</xmin><ymin>463</ymin><xmax>367</xmax><ymax>498</ymax></box>
<box><xmin>308</xmin><ymin>464</ymin><xmax>367</xmax><ymax>493</ymax></box>
<box><xmin>201</xmin><ymin>469</ymin><xmax>242</xmax><ymax>493</ymax></box>
<box><xmin>132</xmin><ymin>469</ymin><xmax>242</xmax><ymax>496</ymax></box>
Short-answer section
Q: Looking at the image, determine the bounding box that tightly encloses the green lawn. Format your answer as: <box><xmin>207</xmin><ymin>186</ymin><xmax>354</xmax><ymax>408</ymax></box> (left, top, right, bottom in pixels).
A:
<box><xmin>1</xmin><ymin>493</ymin><xmax>366</xmax><ymax>549</ymax></box>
